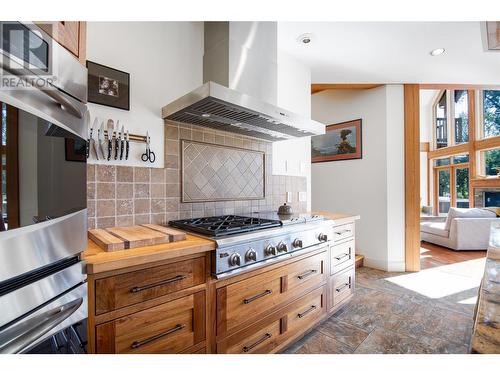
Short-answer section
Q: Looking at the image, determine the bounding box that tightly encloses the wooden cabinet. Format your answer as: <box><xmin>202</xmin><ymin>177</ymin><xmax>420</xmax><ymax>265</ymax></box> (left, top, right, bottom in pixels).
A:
<box><xmin>35</xmin><ymin>21</ymin><xmax>86</xmax><ymax>64</ymax></box>
<box><xmin>95</xmin><ymin>257</ymin><xmax>205</xmax><ymax>315</ymax></box>
<box><xmin>95</xmin><ymin>291</ymin><xmax>205</xmax><ymax>354</ymax></box>
<box><xmin>87</xmin><ymin>218</ymin><xmax>358</xmax><ymax>354</ymax></box>
<box><xmin>217</xmin><ymin>286</ymin><xmax>327</xmax><ymax>354</ymax></box>
<box><xmin>216</xmin><ymin>250</ymin><xmax>327</xmax><ymax>336</ymax></box>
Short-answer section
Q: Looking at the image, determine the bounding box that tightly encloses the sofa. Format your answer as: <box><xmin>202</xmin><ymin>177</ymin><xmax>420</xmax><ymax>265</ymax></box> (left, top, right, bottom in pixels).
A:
<box><xmin>420</xmin><ymin>207</ymin><xmax>500</xmax><ymax>250</ymax></box>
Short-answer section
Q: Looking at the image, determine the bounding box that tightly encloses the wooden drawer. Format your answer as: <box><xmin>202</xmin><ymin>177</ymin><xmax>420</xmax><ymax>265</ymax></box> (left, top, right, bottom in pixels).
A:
<box><xmin>218</xmin><ymin>319</ymin><xmax>282</xmax><ymax>354</ymax></box>
<box><xmin>95</xmin><ymin>291</ymin><xmax>205</xmax><ymax>354</ymax></box>
<box><xmin>217</xmin><ymin>250</ymin><xmax>327</xmax><ymax>335</ymax></box>
<box><xmin>95</xmin><ymin>256</ymin><xmax>205</xmax><ymax>315</ymax></box>
<box><xmin>333</xmin><ymin>223</ymin><xmax>355</xmax><ymax>243</ymax></box>
<box><xmin>217</xmin><ymin>286</ymin><xmax>327</xmax><ymax>354</ymax></box>
<box><xmin>285</xmin><ymin>286</ymin><xmax>326</xmax><ymax>336</ymax></box>
<box><xmin>330</xmin><ymin>239</ymin><xmax>355</xmax><ymax>275</ymax></box>
<box><xmin>331</xmin><ymin>266</ymin><xmax>355</xmax><ymax>309</ymax></box>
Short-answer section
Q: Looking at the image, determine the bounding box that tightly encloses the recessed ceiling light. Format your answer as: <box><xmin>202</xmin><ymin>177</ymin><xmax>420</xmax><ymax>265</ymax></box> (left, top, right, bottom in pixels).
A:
<box><xmin>201</xmin><ymin>113</ymin><xmax>210</xmax><ymax>118</ymax></box>
<box><xmin>297</xmin><ymin>33</ymin><xmax>313</xmax><ymax>45</ymax></box>
<box><xmin>430</xmin><ymin>48</ymin><xmax>445</xmax><ymax>56</ymax></box>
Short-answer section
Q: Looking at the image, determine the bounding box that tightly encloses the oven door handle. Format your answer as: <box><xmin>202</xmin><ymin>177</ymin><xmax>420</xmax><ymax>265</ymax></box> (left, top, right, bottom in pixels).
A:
<box><xmin>0</xmin><ymin>297</ymin><xmax>82</xmax><ymax>354</ymax></box>
<box><xmin>0</xmin><ymin>61</ymin><xmax>83</xmax><ymax>119</ymax></box>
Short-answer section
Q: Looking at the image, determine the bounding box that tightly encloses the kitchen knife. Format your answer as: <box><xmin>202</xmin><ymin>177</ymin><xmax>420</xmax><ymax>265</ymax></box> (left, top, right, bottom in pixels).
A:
<box><xmin>119</xmin><ymin>125</ymin><xmax>125</xmax><ymax>160</ymax></box>
<box><xmin>106</xmin><ymin>119</ymin><xmax>114</xmax><ymax>161</ymax></box>
<box><xmin>125</xmin><ymin>130</ymin><xmax>130</xmax><ymax>160</ymax></box>
<box><xmin>114</xmin><ymin>120</ymin><xmax>120</xmax><ymax>160</ymax></box>
<box><xmin>86</xmin><ymin>116</ymin><xmax>90</xmax><ymax>159</ymax></box>
<box><xmin>99</xmin><ymin>121</ymin><xmax>106</xmax><ymax>159</ymax></box>
<box><xmin>90</xmin><ymin>118</ymin><xmax>99</xmax><ymax>160</ymax></box>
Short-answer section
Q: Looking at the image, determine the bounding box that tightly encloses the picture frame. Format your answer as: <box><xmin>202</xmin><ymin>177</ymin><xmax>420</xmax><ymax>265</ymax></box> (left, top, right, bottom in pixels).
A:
<box><xmin>65</xmin><ymin>138</ymin><xmax>87</xmax><ymax>162</ymax></box>
<box><xmin>86</xmin><ymin>60</ymin><xmax>130</xmax><ymax>110</ymax></box>
<box><xmin>311</xmin><ymin>119</ymin><xmax>362</xmax><ymax>163</ymax></box>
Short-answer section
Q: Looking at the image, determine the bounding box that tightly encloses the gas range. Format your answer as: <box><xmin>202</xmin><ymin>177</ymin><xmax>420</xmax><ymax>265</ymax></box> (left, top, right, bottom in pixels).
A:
<box><xmin>169</xmin><ymin>213</ymin><xmax>334</xmax><ymax>278</ymax></box>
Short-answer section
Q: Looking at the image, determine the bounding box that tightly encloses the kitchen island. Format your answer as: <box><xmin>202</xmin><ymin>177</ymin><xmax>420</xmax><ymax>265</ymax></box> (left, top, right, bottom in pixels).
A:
<box><xmin>470</xmin><ymin>222</ymin><xmax>500</xmax><ymax>354</ymax></box>
<box><xmin>82</xmin><ymin>212</ymin><xmax>359</xmax><ymax>354</ymax></box>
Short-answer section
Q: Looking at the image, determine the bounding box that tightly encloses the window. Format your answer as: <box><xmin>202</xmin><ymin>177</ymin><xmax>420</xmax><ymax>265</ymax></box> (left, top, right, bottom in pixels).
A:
<box><xmin>433</xmin><ymin>154</ymin><xmax>470</xmax><ymax>215</ymax></box>
<box><xmin>435</xmin><ymin>92</ymin><xmax>447</xmax><ymax>148</ymax></box>
<box><xmin>482</xmin><ymin>90</ymin><xmax>500</xmax><ymax>138</ymax></box>
<box><xmin>454</xmin><ymin>90</ymin><xmax>468</xmax><ymax>144</ymax></box>
<box><xmin>482</xmin><ymin>148</ymin><xmax>500</xmax><ymax>176</ymax></box>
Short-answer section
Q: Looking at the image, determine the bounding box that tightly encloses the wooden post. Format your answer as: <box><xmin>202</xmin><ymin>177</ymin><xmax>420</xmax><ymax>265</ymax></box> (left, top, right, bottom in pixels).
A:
<box><xmin>404</xmin><ymin>84</ymin><xmax>421</xmax><ymax>272</ymax></box>
<box><xmin>468</xmin><ymin>90</ymin><xmax>476</xmax><ymax>208</ymax></box>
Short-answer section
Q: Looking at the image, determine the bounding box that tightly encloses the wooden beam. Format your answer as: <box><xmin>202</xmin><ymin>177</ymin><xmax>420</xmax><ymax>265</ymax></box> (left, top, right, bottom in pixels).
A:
<box><xmin>471</xmin><ymin>178</ymin><xmax>500</xmax><ymax>188</ymax></box>
<box><xmin>420</xmin><ymin>84</ymin><xmax>500</xmax><ymax>90</ymax></box>
<box><xmin>475</xmin><ymin>136</ymin><xmax>500</xmax><ymax>151</ymax></box>
<box><xmin>427</xmin><ymin>143</ymin><xmax>469</xmax><ymax>160</ymax></box>
<box><xmin>311</xmin><ymin>83</ymin><xmax>383</xmax><ymax>94</ymax></box>
<box><xmin>420</xmin><ymin>142</ymin><xmax>430</xmax><ymax>152</ymax></box>
<box><xmin>404</xmin><ymin>84</ymin><xmax>421</xmax><ymax>272</ymax></box>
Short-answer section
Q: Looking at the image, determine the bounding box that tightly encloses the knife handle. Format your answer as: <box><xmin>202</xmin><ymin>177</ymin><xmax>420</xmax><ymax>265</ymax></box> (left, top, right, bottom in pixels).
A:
<box><xmin>120</xmin><ymin>140</ymin><xmax>124</xmax><ymax>160</ymax></box>
<box><xmin>125</xmin><ymin>141</ymin><xmax>130</xmax><ymax>160</ymax></box>
<box><xmin>86</xmin><ymin>139</ymin><xmax>90</xmax><ymax>159</ymax></box>
<box><xmin>115</xmin><ymin>137</ymin><xmax>119</xmax><ymax>160</ymax></box>
<box><xmin>107</xmin><ymin>140</ymin><xmax>112</xmax><ymax>161</ymax></box>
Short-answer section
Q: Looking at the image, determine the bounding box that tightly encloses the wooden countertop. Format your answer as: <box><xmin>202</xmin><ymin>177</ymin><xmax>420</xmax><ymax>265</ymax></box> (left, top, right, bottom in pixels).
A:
<box><xmin>82</xmin><ymin>212</ymin><xmax>359</xmax><ymax>275</ymax></box>
<box><xmin>470</xmin><ymin>222</ymin><xmax>500</xmax><ymax>353</ymax></box>
<box><xmin>312</xmin><ymin>211</ymin><xmax>360</xmax><ymax>225</ymax></box>
<box><xmin>82</xmin><ymin>234</ymin><xmax>215</xmax><ymax>275</ymax></box>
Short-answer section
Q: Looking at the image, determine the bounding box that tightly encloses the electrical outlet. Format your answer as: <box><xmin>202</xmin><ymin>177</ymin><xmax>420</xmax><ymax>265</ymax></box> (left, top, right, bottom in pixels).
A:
<box><xmin>286</xmin><ymin>192</ymin><xmax>292</xmax><ymax>203</ymax></box>
<box><xmin>298</xmin><ymin>191</ymin><xmax>307</xmax><ymax>202</ymax></box>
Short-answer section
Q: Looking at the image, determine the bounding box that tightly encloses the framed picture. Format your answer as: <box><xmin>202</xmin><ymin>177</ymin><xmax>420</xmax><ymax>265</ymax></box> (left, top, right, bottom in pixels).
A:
<box><xmin>87</xmin><ymin>61</ymin><xmax>130</xmax><ymax>110</ymax></box>
<box><xmin>65</xmin><ymin>138</ymin><xmax>87</xmax><ymax>162</ymax></box>
<box><xmin>311</xmin><ymin>119</ymin><xmax>362</xmax><ymax>163</ymax></box>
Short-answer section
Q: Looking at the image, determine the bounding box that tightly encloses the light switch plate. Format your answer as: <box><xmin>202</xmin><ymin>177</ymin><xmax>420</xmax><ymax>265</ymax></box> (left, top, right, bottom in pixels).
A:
<box><xmin>286</xmin><ymin>192</ymin><xmax>292</xmax><ymax>203</ymax></box>
<box><xmin>298</xmin><ymin>191</ymin><xmax>307</xmax><ymax>202</ymax></box>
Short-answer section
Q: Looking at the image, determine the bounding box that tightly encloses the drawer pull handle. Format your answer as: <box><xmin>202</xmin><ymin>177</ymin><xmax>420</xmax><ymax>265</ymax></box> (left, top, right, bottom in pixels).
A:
<box><xmin>130</xmin><ymin>324</ymin><xmax>185</xmax><ymax>349</ymax></box>
<box><xmin>297</xmin><ymin>269</ymin><xmax>317</xmax><ymax>280</ymax></box>
<box><xmin>335</xmin><ymin>282</ymin><xmax>351</xmax><ymax>293</ymax></box>
<box><xmin>298</xmin><ymin>305</ymin><xmax>317</xmax><ymax>318</ymax></box>
<box><xmin>242</xmin><ymin>333</ymin><xmax>272</xmax><ymax>353</ymax></box>
<box><xmin>334</xmin><ymin>253</ymin><xmax>350</xmax><ymax>261</ymax></box>
<box><xmin>335</xmin><ymin>229</ymin><xmax>352</xmax><ymax>236</ymax></box>
<box><xmin>130</xmin><ymin>275</ymin><xmax>187</xmax><ymax>293</ymax></box>
<box><xmin>243</xmin><ymin>289</ymin><xmax>272</xmax><ymax>304</ymax></box>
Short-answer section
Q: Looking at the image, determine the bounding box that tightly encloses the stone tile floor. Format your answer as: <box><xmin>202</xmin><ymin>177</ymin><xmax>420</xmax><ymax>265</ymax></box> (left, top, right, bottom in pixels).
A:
<box><xmin>283</xmin><ymin>260</ymin><xmax>486</xmax><ymax>354</ymax></box>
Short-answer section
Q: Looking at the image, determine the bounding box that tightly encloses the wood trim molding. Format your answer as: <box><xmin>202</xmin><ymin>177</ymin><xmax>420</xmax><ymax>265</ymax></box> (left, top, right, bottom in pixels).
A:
<box><xmin>311</xmin><ymin>84</ymin><xmax>383</xmax><ymax>94</ymax></box>
<box><xmin>427</xmin><ymin>143</ymin><xmax>469</xmax><ymax>160</ymax></box>
<box><xmin>404</xmin><ymin>84</ymin><xmax>421</xmax><ymax>272</ymax></box>
<box><xmin>468</xmin><ymin>90</ymin><xmax>476</xmax><ymax>207</ymax></box>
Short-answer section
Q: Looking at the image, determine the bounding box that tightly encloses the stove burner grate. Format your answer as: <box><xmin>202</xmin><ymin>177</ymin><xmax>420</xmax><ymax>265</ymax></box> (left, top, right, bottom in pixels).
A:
<box><xmin>168</xmin><ymin>215</ymin><xmax>281</xmax><ymax>236</ymax></box>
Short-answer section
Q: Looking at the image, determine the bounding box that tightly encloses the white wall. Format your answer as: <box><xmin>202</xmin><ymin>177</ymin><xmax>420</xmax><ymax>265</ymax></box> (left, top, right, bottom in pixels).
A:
<box><xmin>86</xmin><ymin>22</ymin><xmax>204</xmax><ymax>168</ymax></box>
<box><xmin>274</xmin><ymin>49</ymin><xmax>312</xmax><ymax>210</ymax></box>
<box><xmin>311</xmin><ymin>86</ymin><xmax>405</xmax><ymax>271</ymax></box>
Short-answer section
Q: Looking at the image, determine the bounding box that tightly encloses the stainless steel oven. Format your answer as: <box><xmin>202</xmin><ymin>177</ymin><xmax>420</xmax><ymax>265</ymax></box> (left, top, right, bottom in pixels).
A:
<box><xmin>0</xmin><ymin>22</ymin><xmax>88</xmax><ymax>353</ymax></box>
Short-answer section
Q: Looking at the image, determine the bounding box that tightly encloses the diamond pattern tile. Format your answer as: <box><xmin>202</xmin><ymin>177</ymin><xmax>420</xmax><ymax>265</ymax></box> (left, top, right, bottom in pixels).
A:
<box><xmin>182</xmin><ymin>140</ymin><xmax>265</xmax><ymax>202</ymax></box>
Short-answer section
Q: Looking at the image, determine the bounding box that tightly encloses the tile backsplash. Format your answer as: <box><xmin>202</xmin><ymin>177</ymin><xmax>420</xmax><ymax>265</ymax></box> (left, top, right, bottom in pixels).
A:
<box><xmin>87</xmin><ymin>122</ymin><xmax>308</xmax><ymax>229</ymax></box>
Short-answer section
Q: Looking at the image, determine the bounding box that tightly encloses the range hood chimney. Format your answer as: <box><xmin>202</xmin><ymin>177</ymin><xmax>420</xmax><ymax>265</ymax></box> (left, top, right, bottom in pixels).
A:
<box><xmin>162</xmin><ymin>22</ymin><xmax>325</xmax><ymax>141</ymax></box>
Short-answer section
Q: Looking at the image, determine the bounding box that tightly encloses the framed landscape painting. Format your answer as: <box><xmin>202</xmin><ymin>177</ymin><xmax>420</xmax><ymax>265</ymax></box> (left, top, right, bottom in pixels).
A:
<box><xmin>311</xmin><ymin>119</ymin><xmax>362</xmax><ymax>163</ymax></box>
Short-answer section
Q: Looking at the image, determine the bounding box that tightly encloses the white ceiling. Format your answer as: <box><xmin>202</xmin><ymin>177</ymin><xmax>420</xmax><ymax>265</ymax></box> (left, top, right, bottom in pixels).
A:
<box><xmin>278</xmin><ymin>22</ymin><xmax>500</xmax><ymax>84</ymax></box>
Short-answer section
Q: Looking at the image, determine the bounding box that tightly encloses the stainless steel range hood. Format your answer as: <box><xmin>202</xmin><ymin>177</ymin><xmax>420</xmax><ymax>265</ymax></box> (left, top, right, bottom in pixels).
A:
<box><xmin>161</xmin><ymin>22</ymin><xmax>325</xmax><ymax>141</ymax></box>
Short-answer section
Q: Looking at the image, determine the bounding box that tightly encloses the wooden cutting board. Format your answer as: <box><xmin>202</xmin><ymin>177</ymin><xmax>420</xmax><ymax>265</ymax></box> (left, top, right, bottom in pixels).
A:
<box><xmin>88</xmin><ymin>225</ymin><xmax>186</xmax><ymax>252</ymax></box>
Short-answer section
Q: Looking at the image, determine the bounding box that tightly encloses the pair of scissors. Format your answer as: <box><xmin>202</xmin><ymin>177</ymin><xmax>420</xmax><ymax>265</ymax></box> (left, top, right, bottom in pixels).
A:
<box><xmin>141</xmin><ymin>131</ymin><xmax>155</xmax><ymax>163</ymax></box>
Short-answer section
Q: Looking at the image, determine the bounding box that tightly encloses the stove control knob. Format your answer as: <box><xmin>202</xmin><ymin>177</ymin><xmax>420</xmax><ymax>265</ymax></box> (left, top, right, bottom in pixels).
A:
<box><xmin>277</xmin><ymin>242</ymin><xmax>288</xmax><ymax>253</ymax></box>
<box><xmin>318</xmin><ymin>233</ymin><xmax>328</xmax><ymax>242</ymax></box>
<box><xmin>245</xmin><ymin>248</ymin><xmax>258</xmax><ymax>262</ymax></box>
<box><xmin>228</xmin><ymin>253</ymin><xmax>242</xmax><ymax>267</ymax></box>
<box><xmin>265</xmin><ymin>245</ymin><xmax>277</xmax><ymax>256</ymax></box>
<box><xmin>292</xmin><ymin>239</ymin><xmax>303</xmax><ymax>248</ymax></box>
